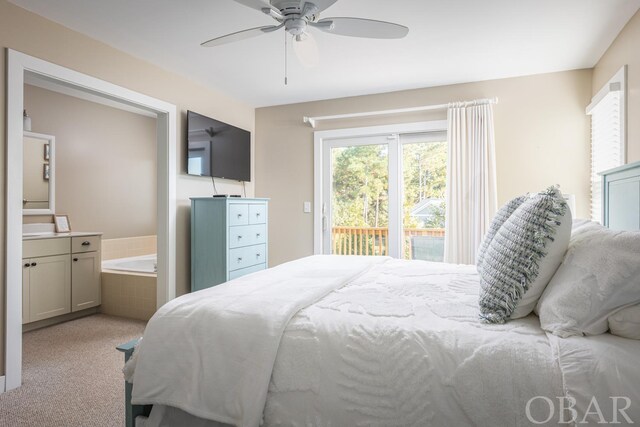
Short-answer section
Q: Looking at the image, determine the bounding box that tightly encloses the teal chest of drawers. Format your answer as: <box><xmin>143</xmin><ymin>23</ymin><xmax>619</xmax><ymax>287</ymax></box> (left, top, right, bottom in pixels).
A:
<box><xmin>190</xmin><ymin>197</ymin><xmax>269</xmax><ymax>292</ymax></box>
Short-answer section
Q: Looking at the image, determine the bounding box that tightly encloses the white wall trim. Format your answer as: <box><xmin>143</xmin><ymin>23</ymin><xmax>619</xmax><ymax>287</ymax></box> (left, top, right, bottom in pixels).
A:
<box><xmin>586</xmin><ymin>65</ymin><xmax>627</xmax><ymax>164</ymax></box>
<box><xmin>25</xmin><ymin>73</ymin><xmax>157</xmax><ymax>118</ymax></box>
<box><xmin>586</xmin><ymin>66</ymin><xmax>626</xmax><ymax>114</ymax></box>
<box><xmin>313</xmin><ymin>120</ymin><xmax>448</xmax><ymax>255</ymax></box>
<box><xmin>5</xmin><ymin>49</ymin><xmax>177</xmax><ymax>392</ymax></box>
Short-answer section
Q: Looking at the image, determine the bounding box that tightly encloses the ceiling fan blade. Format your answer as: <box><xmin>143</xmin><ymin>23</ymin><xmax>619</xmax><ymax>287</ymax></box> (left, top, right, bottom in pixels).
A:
<box><xmin>232</xmin><ymin>0</ymin><xmax>277</xmax><ymax>14</ymax></box>
<box><xmin>293</xmin><ymin>32</ymin><xmax>319</xmax><ymax>68</ymax></box>
<box><xmin>315</xmin><ymin>17</ymin><xmax>409</xmax><ymax>39</ymax></box>
<box><xmin>302</xmin><ymin>0</ymin><xmax>338</xmax><ymax>13</ymax></box>
<box><xmin>201</xmin><ymin>25</ymin><xmax>282</xmax><ymax>47</ymax></box>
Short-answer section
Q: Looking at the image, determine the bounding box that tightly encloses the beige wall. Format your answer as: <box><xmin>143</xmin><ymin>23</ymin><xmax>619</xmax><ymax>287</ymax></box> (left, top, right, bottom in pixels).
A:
<box><xmin>592</xmin><ymin>9</ymin><xmax>640</xmax><ymax>163</ymax></box>
<box><xmin>23</xmin><ymin>84</ymin><xmax>157</xmax><ymax>239</ymax></box>
<box><xmin>256</xmin><ymin>70</ymin><xmax>593</xmax><ymax>267</ymax></box>
<box><xmin>0</xmin><ymin>0</ymin><xmax>256</xmax><ymax>375</ymax></box>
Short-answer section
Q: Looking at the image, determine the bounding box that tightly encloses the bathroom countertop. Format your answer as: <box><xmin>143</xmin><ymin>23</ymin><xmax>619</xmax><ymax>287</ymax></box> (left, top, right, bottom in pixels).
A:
<box><xmin>22</xmin><ymin>231</ymin><xmax>103</xmax><ymax>241</ymax></box>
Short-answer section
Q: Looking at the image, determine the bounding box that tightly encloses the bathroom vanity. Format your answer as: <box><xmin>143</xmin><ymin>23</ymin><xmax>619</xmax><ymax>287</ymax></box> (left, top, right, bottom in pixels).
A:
<box><xmin>22</xmin><ymin>232</ymin><xmax>102</xmax><ymax>326</ymax></box>
<box><xmin>21</xmin><ymin>129</ymin><xmax>103</xmax><ymax>328</ymax></box>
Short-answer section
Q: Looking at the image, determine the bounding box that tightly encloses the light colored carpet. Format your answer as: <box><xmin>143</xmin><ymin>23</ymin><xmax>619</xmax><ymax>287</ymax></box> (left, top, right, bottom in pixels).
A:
<box><xmin>0</xmin><ymin>314</ymin><xmax>146</xmax><ymax>427</ymax></box>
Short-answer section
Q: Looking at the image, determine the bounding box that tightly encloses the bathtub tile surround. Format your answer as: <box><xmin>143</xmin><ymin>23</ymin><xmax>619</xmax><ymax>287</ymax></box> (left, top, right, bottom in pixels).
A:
<box><xmin>101</xmin><ymin>272</ymin><xmax>156</xmax><ymax>321</ymax></box>
<box><xmin>100</xmin><ymin>235</ymin><xmax>157</xmax><ymax>321</ymax></box>
<box><xmin>102</xmin><ymin>235</ymin><xmax>157</xmax><ymax>261</ymax></box>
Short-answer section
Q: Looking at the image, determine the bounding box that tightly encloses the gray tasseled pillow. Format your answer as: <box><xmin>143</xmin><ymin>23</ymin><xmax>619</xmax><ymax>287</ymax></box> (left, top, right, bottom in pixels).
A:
<box><xmin>479</xmin><ymin>186</ymin><xmax>571</xmax><ymax>324</ymax></box>
<box><xmin>476</xmin><ymin>194</ymin><xmax>528</xmax><ymax>273</ymax></box>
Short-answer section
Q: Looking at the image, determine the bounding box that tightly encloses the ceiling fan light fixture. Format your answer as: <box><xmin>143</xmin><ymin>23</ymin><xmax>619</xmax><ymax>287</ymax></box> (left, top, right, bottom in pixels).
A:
<box><xmin>292</xmin><ymin>31</ymin><xmax>319</xmax><ymax>68</ymax></box>
<box><xmin>285</xmin><ymin>18</ymin><xmax>308</xmax><ymax>36</ymax></box>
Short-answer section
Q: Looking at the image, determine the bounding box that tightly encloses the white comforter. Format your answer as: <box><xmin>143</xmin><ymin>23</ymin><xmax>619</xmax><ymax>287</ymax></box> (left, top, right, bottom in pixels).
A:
<box><xmin>128</xmin><ymin>256</ymin><xmax>640</xmax><ymax>427</ymax></box>
<box><xmin>129</xmin><ymin>255</ymin><xmax>388</xmax><ymax>427</ymax></box>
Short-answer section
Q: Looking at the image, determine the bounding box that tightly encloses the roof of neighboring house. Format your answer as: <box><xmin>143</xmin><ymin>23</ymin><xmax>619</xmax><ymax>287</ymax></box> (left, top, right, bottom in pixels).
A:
<box><xmin>410</xmin><ymin>198</ymin><xmax>444</xmax><ymax>217</ymax></box>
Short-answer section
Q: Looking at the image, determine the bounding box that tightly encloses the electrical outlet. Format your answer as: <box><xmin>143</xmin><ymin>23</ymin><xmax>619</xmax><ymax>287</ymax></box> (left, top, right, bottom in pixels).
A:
<box><xmin>303</xmin><ymin>201</ymin><xmax>312</xmax><ymax>213</ymax></box>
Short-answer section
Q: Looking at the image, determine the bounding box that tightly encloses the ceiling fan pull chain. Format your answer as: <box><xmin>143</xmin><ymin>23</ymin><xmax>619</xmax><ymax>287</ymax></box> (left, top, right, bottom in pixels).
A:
<box><xmin>284</xmin><ymin>30</ymin><xmax>288</xmax><ymax>85</ymax></box>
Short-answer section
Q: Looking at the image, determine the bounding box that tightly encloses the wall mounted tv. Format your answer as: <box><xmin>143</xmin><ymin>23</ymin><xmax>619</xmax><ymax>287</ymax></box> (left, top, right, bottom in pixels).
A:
<box><xmin>187</xmin><ymin>110</ymin><xmax>251</xmax><ymax>182</ymax></box>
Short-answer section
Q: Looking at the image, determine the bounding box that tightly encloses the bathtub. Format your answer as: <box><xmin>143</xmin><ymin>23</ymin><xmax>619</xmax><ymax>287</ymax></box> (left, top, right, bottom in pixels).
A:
<box><xmin>102</xmin><ymin>254</ymin><xmax>157</xmax><ymax>275</ymax></box>
<box><xmin>101</xmin><ymin>254</ymin><xmax>157</xmax><ymax>321</ymax></box>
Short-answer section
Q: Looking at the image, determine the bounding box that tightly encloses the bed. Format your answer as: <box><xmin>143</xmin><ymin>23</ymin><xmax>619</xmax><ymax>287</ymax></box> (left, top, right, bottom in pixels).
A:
<box><xmin>119</xmin><ymin>162</ymin><xmax>640</xmax><ymax>427</ymax></box>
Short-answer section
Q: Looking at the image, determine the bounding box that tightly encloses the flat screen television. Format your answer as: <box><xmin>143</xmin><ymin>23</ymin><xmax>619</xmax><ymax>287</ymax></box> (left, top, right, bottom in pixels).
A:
<box><xmin>187</xmin><ymin>111</ymin><xmax>251</xmax><ymax>182</ymax></box>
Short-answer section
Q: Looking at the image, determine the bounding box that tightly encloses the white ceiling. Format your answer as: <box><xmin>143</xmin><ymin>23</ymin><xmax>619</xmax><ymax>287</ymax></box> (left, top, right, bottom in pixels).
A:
<box><xmin>10</xmin><ymin>0</ymin><xmax>640</xmax><ymax>107</ymax></box>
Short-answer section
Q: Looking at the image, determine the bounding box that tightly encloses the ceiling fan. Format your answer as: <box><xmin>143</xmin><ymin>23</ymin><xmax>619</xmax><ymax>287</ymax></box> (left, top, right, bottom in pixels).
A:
<box><xmin>201</xmin><ymin>0</ymin><xmax>409</xmax><ymax>81</ymax></box>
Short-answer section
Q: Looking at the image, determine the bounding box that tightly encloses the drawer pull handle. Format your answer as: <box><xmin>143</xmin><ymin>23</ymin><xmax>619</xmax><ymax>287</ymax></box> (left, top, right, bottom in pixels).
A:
<box><xmin>237</xmin><ymin>214</ymin><xmax>243</xmax><ymax>218</ymax></box>
<box><xmin>256</xmin><ymin>233</ymin><xmax>261</xmax><ymax>238</ymax></box>
<box><xmin>31</xmin><ymin>262</ymin><xmax>37</xmax><ymax>267</ymax></box>
<box><xmin>73</xmin><ymin>258</ymin><xmax>79</xmax><ymax>262</ymax></box>
<box><xmin>237</xmin><ymin>235</ymin><xmax>242</xmax><ymax>239</ymax></box>
<box><xmin>256</xmin><ymin>253</ymin><xmax>261</xmax><ymax>258</ymax></box>
<box><xmin>81</xmin><ymin>241</ymin><xmax>91</xmax><ymax>246</ymax></box>
<box><xmin>237</xmin><ymin>257</ymin><xmax>243</xmax><ymax>262</ymax></box>
<box><xmin>256</xmin><ymin>213</ymin><xmax>261</xmax><ymax>217</ymax></box>
<box><xmin>24</xmin><ymin>263</ymin><xmax>30</xmax><ymax>268</ymax></box>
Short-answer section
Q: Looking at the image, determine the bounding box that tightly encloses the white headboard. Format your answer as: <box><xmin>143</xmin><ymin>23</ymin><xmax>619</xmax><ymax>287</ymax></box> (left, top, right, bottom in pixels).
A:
<box><xmin>601</xmin><ymin>161</ymin><xmax>640</xmax><ymax>230</ymax></box>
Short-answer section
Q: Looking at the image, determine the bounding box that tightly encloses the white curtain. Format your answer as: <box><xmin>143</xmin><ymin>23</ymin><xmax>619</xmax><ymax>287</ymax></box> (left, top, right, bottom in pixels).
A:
<box><xmin>444</xmin><ymin>101</ymin><xmax>497</xmax><ymax>264</ymax></box>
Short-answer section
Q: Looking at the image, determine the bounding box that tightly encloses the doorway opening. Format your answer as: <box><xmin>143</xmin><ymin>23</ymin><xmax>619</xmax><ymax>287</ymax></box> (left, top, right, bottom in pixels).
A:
<box><xmin>5</xmin><ymin>49</ymin><xmax>177</xmax><ymax>392</ymax></box>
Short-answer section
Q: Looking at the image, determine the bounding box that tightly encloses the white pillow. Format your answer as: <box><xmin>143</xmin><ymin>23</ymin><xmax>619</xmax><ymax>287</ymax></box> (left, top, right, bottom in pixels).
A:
<box><xmin>479</xmin><ymin>186</ymin><xmax>571</xmax><ymax>323</ymax></box>
<box><xmin>511</xmin><ymin>206</ymin><xmax>572</xmax><ymax>318</ymax></box>
<box><xmin>609</xmin><ymin>305</ymin><xmax>640</xmax><ymax>340</ymax></box>
<box><xmin>537</xmin><ymin>221</ymin><xmax>640</xmax><ymax>337</ymax></box>
<box><xmin>571</xmin><ymin>218</ymin><xmax>591</xmax><ymax>231</ymax></box>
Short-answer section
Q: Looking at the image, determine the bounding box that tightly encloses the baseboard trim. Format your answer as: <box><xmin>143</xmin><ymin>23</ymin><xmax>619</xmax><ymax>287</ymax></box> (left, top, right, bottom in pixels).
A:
<box><xmin>22</xmin><ymin>307</ymin><xmax>100</xmax><ymax>333</ymax></box>
<box><xmin>0</xmin><ymin>375</ymin><xmax>6</xmax><ymax>393</ymax></box>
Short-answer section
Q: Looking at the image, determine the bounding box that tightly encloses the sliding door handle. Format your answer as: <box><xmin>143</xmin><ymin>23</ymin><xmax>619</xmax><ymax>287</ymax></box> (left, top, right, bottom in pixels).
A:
<box><xmin>322</xmin><ymin>202</ymin><xmax>328</xmax><ymax>232</ymax></box>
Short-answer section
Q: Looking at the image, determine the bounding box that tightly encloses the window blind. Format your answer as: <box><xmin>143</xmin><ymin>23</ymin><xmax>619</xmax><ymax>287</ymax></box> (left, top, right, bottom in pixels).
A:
<box><xmin>589</xmin><ymin>89</ymin><xmax>623</xmax><ymax>223</ymax></box>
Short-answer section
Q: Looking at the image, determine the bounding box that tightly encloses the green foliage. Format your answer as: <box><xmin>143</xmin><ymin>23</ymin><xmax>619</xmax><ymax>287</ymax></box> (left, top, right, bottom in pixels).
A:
<box><xmin>331</xmin><ymin>141</ymin><xmax>447</xmax><ymax>229</ymax></box>
<box><xmin>332</xmin><ymin>145</ymin><xmax>389</xmax><ymax>227</ymax></box>
<box><xmin>402</xmin><ymin>142</ymin><xmax>447</xmax><ymax>229</ymax></box>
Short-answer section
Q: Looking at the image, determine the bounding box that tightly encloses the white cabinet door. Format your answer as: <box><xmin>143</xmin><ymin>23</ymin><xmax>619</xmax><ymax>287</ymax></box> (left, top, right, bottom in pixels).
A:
<box><xmin>72</xmin><ymin>251</ymin><xmax>101</xmax><ymax>312</ymax></box>
<box><xmin>28</xmin><ymin>254</ymin><xmax>71</xmax><ymax>322</ymax></box>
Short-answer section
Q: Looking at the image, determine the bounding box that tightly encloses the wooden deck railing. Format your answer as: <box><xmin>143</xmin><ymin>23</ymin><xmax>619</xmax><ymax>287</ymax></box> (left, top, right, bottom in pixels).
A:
<box><xmin>332</xmin><ymin>227</ymin><xmax>445</xmax><ymax>257</ymax></box>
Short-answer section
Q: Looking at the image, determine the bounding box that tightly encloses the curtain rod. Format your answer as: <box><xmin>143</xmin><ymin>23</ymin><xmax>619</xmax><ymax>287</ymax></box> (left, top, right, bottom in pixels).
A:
<box><xmin>303</xmin><ymin>97</ymin><xmax>498</xmax><ymax>128</ymax></box>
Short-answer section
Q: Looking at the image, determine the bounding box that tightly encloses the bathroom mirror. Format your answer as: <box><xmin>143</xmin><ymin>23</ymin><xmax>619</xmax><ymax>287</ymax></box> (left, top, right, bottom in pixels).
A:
<box><xmin>23</xmin><ymin>131</ymin><xmax>55</xmax><ymax>215</ymax></box>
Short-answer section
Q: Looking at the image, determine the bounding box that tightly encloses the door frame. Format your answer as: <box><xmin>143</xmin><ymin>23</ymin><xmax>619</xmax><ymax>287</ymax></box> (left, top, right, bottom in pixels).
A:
<box><xmin>5</xmin><ymin>49</ymin><xmax>177</xmax><ymax>391</ymax></box>
<box><xmin>313</xmin><ymin>120</ymin><xmax>448</xmax><ymax>256</ymax></box>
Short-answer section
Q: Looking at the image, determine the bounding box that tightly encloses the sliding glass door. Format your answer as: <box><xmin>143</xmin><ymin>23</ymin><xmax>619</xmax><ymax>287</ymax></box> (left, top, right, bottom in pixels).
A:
<box><xmin>400</xmin><ymin>132</ymin><xmax>447</xmax><ymax>261</ymax></box>
<box><xmin>326</xmin><ymin>136</ymin><xmax>394</xmax><ymax>256</ymax></box>
<box><xmin>320</xmin><ymin>129</ymin><xmax>447</xmax><ymax>260</ymax></box>
<box><xmin>322</xmin><ymin>135</ymin><xmax>398</xmax><ymax>256</ymax></box>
